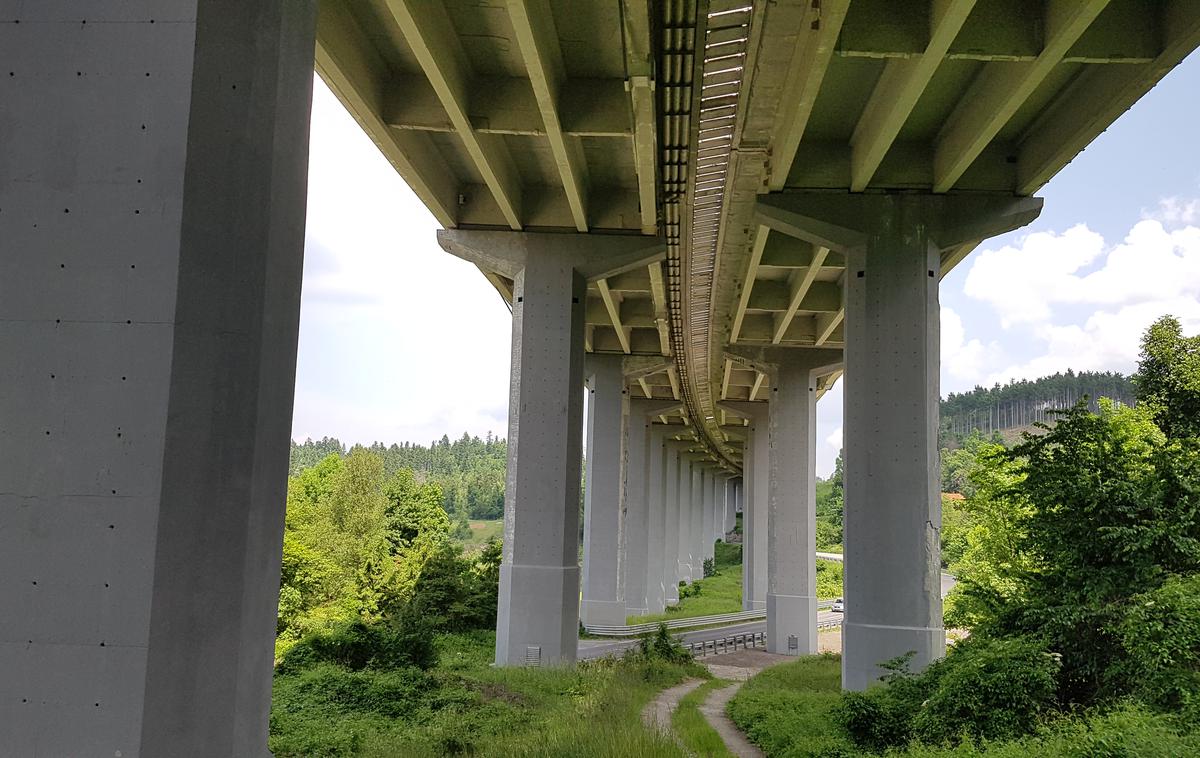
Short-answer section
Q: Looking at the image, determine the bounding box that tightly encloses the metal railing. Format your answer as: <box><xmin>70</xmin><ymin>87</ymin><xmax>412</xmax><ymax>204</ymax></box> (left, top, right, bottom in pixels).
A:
<box><xmin>686</xmin><ymin>631</ymin><xmax>766</xmax><ymax>657</ymax></box>
<box><xmin>685</xmin><ymin>617</ymin><xmax>845</xmax><ymax>659</ymax></box>
<box><xmin>583</xmin><ymin>601</ymin><xmax>836</xmax><ymax>637</ymax></box>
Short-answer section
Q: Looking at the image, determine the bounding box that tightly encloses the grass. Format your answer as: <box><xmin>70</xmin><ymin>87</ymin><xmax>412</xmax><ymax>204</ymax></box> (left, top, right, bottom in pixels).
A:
<box><xmin>673</xmin><ymin>678</ymin><xmax>736</xmax><ymax>758</ymax></box>
<box><xmin>462</xmin><ymin>519</ymin><xmax>502</xmax><ymax>548</ymax></box>
<box><xmin>727</xmin><ymin>653</ymin><xmax>855</xmax><ymax>757</ymax></box>
<box><xmin>626</xmin><ymin>549</ymin><xmax>843</xmax><ymax>626</ymax></box>
<box><xmin>269</xmin><ymin>629</ymin><xmax>701</xmax><ymax>757</ymax></box>
<box><xmin>628</xmin><ymin>543</ymin><xmax>744</xmax><ymax>625</ymax></box>
<box><xmin>727</xmin><ymin>654</ymin><xmax>1200</xmax><ymax>758</ymax></box>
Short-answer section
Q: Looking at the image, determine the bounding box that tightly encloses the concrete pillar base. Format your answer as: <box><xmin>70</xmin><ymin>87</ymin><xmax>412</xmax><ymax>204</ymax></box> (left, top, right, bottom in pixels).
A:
<box><xmin>581</xmin><ymin>599</ymin><xmax>628</xmax><ymax>627</ymax></box>
<box><xmin>842</xmin><ymin>622</ymin><xmax>945</xmax><ymax>690</ymax></box>
<box><xmin>766</xmin><ymin>593</ymin><xmax>818</xmax><ymax>656</ymax></box>
<box><xmin>495</xmin><ymin>564</ymin><xmax>581</xmax><ymax>666</ymax></box>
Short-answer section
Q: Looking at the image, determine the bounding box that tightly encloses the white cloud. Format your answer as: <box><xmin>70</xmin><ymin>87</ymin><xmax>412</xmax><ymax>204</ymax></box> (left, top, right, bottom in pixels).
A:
<box><xmin>963</xmin><ymin>224</ymin><xmax>1106</xmax><ymax>326</ymax></box>
<box><xmin>954</xmin><ymin>210</ymin><xmax>1200</xmax><ymax>389</ymax></box>
<box><xmin>825</xmin><ymin>425</ymin><xmax>843</xmax><ymax>450</ymax></box>
<box><xmin>964</xmin><ymin>218</ymin><xmax>1200</xmax><ymax>328</ymax></box>
<box><xmin>1144</xmin><ymin>196</ymin><xmax>1200</xmax><ymax>225</ymax></box>
<box><xmin>987</xmin><ymin>297</ymin><xmax>1200</xmax><ymax>386</ymax></box>
<box><xmin>941</xmin><ymin>306</ymin><xmax>1004</xmax><ymax>390</ymax></box>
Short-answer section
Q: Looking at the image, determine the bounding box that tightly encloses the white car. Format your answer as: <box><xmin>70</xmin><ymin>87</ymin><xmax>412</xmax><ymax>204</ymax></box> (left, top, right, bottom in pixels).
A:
<box><xmin>832</xmin><ymin>598</ymin><xmax>844</xmax><ymax>613</ymax></box>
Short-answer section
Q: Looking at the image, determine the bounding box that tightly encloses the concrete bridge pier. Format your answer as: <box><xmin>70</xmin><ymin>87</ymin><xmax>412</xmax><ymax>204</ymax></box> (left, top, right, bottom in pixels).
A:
<box><xmin>753</xmin><ymin>193</ymin><xmax>1042</xmax><ymax>687</ymax></box>
<box><xmin>644</xmin><ymin>424</ymin><xmax>672</xmax><ymax>613</ymax></box>
<box><xmin>689</xmin><ymin>458</ymin><xmax>705</xmax><ymax>578</ymax></box>
<box><xmin>676</xmin><ymin>452</ymin><xmax>696</xmax><ymax>583</ymax></box>
<box><xmin>725</xmin><ymin>349</ymin><xmax>841</xmax><ymax>656</ymax></box>
<box><xmin>662</xmin><ymin>445</ymin><xmax>682</xmax><ymax>605</ymax></box>
<box><xmin>2</xmin><ymin>2</ymin><xmax>318</xmax><ymax>754</ymax></box>
<box><xmin>624</xmin><ymin>399</ymin><xmax>681</xmax><ymax>617</ymax></box>
<box><xmin>439</xmin><ymin>230</ymin><xmax>664</xmax><ymax>666</ymax></box>
<box><xmin>581</xmin><ymin>355</ymin><xmax>628</xmax><ymax>627</ymax></box>
<box><xmin>723</xmin><ymin>403</ymin><xmax>768</xmax><ymax>611</ymax></box>
<box><xmin>701</xmin><ymin>467</ymin><xmax>716</xmax><ymax>564</ymax></box>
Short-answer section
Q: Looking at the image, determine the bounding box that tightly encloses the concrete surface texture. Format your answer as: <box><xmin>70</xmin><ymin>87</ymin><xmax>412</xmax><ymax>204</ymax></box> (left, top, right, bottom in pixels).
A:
<box><xmin>581</xmin><ymin>354</ymin><xmax>629</xmax><ymax>627</ymax></box>
<box><xmin>1</xmin><ymin>2</ymin><xmax>318</xmax><ymax>756</ymax></box>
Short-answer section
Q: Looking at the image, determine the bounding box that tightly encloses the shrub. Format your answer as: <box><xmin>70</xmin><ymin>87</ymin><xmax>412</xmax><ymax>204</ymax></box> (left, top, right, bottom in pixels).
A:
<box><xmin>912</xmin><ymin>635</ymin><xmax>1061</xmax><ymax>745</ymax></box>
<box><xmin>277</xmin><ymin>610</ymin><xmax>435</xmax><ymax>674</ymax></box>
<box><xmin>702</xmin><ymin>557</ymin><xmax>716</xmax><ymax>577</ymax></box>
<box><xmin>837</xmin><ymin>654</ymin><xmax>925</xmax><ymax>751</ymax></box>
<box><xmin>634</xmin><ymin>623</ymin><xmax>693</xmax><ymax>665</ymax></box>
<box><xmin>1117</xmin><ymin>573</ymin><xmax>1200</xmax><ymax>711</ymax></box>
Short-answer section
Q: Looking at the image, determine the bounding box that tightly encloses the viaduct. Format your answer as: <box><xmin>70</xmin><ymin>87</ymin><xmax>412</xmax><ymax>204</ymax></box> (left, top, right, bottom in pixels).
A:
<box><xmin>4</xmin><ymin>0</ymin><xmax>1198</xmax><ymax>754</ymax></box>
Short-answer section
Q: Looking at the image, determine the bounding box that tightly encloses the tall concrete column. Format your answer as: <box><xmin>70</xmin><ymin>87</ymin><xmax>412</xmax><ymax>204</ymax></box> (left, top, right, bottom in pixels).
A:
<box><xmin>677</xmin><ymin>454</ymin><xmax>695</xmax><ymax>582</ymax></box>
<box><xmin>690</xmin><ymin>459</ymin><xmax>705</xmax><ymax>576</ymax></box>
<box><xmin>723</xmin><ymin>477</ymin><xmax>738</xmax><ymax>536</ymax></box>
<box><xmin>581</xmin><ymin>356</ymin><xmax>628</xmax><ymax>626</ymax></box>
<box><xmin>753</xmin><ymin>193</ymin><xmax>1041</xmax><ymax>687</ymax></box>
<box><xmin>662</xmin><ymin>446</ymin><xmax>682</xmax><ymax>605</ymax></box>
<box><xmin>644</xmin><ymin>424</ymin><xmax>672</xmax><ymax>613</ymax></box>
<box><xmin>730</xmin><ymin>348</ymin><xmax>841</xmax><ymax>656</ymax></box>
<box><xmin>624</xmin><ymin>399</ymin><xmax>679</xmax><ymax>616</ymax></box>
<box><xmin>2</xmin><ymin>4</ymin><xmax>317</xmax><ymax>755</ymax></box>
<box><xmin>724</xmin><ymin>404</ymin><xmax>769</xmax><ymax>610</ymax></box>
<box><xmin>701</xmin><ymin>467</ymin><xmax>715</xmax><ymax>564</ymax></box>
<box><xmin>441</xmin><ymin>229</ymin><xmax>665</xmax><ymax>667</ymax></box>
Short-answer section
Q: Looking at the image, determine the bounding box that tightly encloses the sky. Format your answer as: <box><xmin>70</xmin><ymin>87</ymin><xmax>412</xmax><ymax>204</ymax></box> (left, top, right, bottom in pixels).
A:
<box><xmin>292</xmin><ymin>53</ymin><xmax>1200</xmax><ymax>477</ymax></box>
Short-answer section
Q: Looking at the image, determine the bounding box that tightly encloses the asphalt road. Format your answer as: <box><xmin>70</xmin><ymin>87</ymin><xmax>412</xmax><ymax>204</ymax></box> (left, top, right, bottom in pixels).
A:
<box><xmin>576</xmin><ymin>573</ymin><xmax>956</xmax><ymax>661</ymax></box>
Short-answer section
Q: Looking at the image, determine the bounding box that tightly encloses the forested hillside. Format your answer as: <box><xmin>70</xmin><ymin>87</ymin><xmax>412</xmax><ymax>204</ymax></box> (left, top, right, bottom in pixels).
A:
<box><xmin>291</xmin><ymin>432</ymin><xmax>507</xmax><ymax>520</ymax></box>
<box><xmin>940</xmin><ymin>370</ymin><xmax>1135</xmax><ymax>439</ymax></box>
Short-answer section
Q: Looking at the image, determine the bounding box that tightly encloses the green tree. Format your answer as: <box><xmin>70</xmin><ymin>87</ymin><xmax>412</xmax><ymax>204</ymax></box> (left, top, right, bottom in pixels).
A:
<box><xmin>990</xmin><ymin>402</ymin><xmax>1200</xmax><ymax>703</ymax></box>
<box><xmin>1134</xmin><ymin>314</ymin><xmax>1200</xmax><ymax>440</ymax></box>
<box><xmin>382</xmin><ymin>468</ymin><xmax>449</xmax><ymax>552</ymax></box>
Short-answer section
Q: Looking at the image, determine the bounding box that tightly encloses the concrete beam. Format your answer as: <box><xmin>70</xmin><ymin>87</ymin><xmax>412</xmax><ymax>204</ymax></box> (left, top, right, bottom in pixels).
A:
<box><xmin>756</xmin><ymin>193</ymin><xmax>1043</xmax><ymax>253</ymax></box>
<box><xmin>1016</xmin><ymin>2</ymin><xmax>1200</xmax><ymax>194</ymax></box>
<box><xmin>438</xmin><ymin>229</ymin><xmax>666</xmax><ymax>282</ymax></box>
<box><xmin>932</xmin><ymin>0</ymin><xmax>1111</xmax><ymax>193</ymax></box>
<box><xmin>383</xmin><ymin>75</ymin><xmax>633</xmax><ymax>138</ymax></box>
<box><xmin>767</xmin><ymin>0</ymin><xmax>851</xmax><ymax>190</ymax></box>
<box><xmin>507</xmin><ymin>0</ymin><xmax>589</xmax><ymax>231</ymax></box>
<box><xmin>849</xmin><ymin>0</ymin><xmax>976</xmax><ymax>191</ymax></box>
<box><xmin>387</xmin><ymin>0</ymin><xmax>525</xmax><ymax>228</ymax></box>
<box><xmin>316</xmin><ymin>0</ymin><xmax>458</xmax><ymax>227</ymax></box>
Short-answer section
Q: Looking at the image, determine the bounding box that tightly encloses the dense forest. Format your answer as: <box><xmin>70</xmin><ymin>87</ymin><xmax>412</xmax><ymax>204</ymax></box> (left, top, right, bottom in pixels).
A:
<box><xmin>291</xmin><ymin>432</ymin><xmax>507</xmax><ymax>520</ymax></box>
<box><xmin>940</xmin><ymin>370</ymin><xmax>1135</xmax><ymax>439</ymax></box>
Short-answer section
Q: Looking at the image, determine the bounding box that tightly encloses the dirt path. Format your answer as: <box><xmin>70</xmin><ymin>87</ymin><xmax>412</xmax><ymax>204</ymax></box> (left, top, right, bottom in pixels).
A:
<box><xmin>699</xmin><ymin>682</ymin><xmax>763</xmax><ymax>758</ymax></box>
<box><xmin>642</xmin><ymin>678</ymin><xmax>706</xmax><ymax>734</ymax></box>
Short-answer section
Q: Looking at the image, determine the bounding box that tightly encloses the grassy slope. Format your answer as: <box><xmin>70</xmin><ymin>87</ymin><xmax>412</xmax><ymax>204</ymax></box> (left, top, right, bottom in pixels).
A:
<box><xmin>672</xmin><ymin>679</ymin><xmax>735</xmax><ymax>758</ymax></box>
<box><xmin>462</xmin><ymin>519</ymin><xmax>503</xmax><ymax>548</ymax></box>
<box><xmin>727</xmin><ymin>655</ymin><xmax>1200</xmax><ymax>758</ymax></box>
<box><xmin>270</xmin><ymin>630</ymin><xmax>698</xmax><ymax>757</ymax></box>
<box><xmin>628</xmin><ymin>542</ymin><xmax>744</xmax><ymax>625</ymax></box>
<box><xmin>628</xmin><ymin>551</ymin><xmax>843</xmax><ymax>626</ymax></box>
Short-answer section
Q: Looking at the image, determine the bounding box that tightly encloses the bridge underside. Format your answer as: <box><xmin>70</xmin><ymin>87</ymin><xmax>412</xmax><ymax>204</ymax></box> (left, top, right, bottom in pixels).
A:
<box><xmin>3</xmin><ymin>0</ymin><xmax>1198</xmax><ymax>754</ymax></box>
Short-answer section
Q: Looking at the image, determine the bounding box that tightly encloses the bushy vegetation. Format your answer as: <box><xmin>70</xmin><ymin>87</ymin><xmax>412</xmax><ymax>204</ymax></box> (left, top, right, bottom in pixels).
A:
<box><xmin>271</xmin><ymin>630</ymin><xmax>699</xmax><ymax>757</ymax></box>
<box><xmin>731</xmin><ymin>316</ymin><xmax>1200</xmax><ymax>757</ymax></box>
<box><xmin>276</xmin><ymin>445</ymin><xmax>503</xmax><ymax>657</ymax></box>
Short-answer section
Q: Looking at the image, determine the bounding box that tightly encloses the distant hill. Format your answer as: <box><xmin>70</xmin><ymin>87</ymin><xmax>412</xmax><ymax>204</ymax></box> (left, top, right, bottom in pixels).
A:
<box><xmin>940</xmin><ymin>370</ymin><xmax>1135</xmax><ymax>442</ymax></box>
